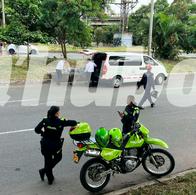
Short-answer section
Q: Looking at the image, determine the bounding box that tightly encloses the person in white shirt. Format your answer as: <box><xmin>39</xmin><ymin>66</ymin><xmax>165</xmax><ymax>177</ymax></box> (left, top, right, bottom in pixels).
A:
<box><xmin>56</xmin><ymin>60</ymin><xmax>65</xmax><ymax>85</ymax></box>
<box><xmin>84</xmin><ymin>59</ymin><xmax>96</xmax><ymax>73</ymax></box>
<box><xmin>84</xmin><ymin>59</ymin><xmax>96</xmax><ymax>87</ymax></box>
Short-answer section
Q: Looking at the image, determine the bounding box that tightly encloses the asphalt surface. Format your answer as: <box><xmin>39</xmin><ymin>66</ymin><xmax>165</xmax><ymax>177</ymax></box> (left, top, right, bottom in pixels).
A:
<box><xmin>0</xmin><ymin>74</ymin><xmax>196</xmax><ymax>195</ymax></box>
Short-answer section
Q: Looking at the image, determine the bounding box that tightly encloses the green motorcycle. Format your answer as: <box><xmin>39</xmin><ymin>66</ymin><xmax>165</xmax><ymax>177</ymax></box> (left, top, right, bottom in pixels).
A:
<box><xmin>69</xmin><ymin>121</ymin><xmax>175</xmax><ymax>192</ymax></box>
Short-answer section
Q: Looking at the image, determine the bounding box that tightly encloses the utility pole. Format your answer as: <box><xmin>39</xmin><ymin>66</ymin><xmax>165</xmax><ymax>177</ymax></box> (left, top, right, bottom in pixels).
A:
<box><xmin>120</xmin><ymin>0</ymin><xmax>138</xmax><ymax>33</ymax></box>
<box><xmin>112</xmin><ymin>1</ymin><xmax>138</xmax><ymax>34</ymax></box>
<box><xmin>148</xmin><ymin>0</ymin><xmax>155</xmax><ymax>56</ymax></box>
<box><xmin>2</xmin><ymin>0</ymin><xmax>6</xmax><ymax>28</ymax></box>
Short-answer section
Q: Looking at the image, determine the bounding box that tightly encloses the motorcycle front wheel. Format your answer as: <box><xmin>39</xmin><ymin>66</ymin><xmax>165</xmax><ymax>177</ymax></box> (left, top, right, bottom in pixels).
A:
<box><xmin>142</xmin><ymin>148</ymin><xmax>175</xmax><ymax>177</ymax></box>
<box><xmin>80</xmin><ymin>158</ymin><xmax>111</xmax><ymax>192</ymax></box>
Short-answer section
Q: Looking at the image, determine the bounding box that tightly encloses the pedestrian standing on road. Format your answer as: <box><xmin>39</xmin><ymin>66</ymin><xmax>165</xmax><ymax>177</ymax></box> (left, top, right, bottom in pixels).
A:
<box><xmin>35</xmin><ymin>106</ymin><xmax>77</xmax><ymax>185</ymax></box>
<box><xmin>0</xmin><ymin>41</ymin><xmax>3</xmax><ymax>55</ymax></box>
<box><xmin>90</xmin><ymin>52</ymin><xmax>107</xmax><ymax>87</ymax></box>
<box><xmin>84</xmin><ymin>58</ymin><xmax>96</xmax><ymax>87</ymax></box>
<box><xmin>137</xmin><ymin>64</ymin><xmax>156</xmax><ymax>109</ymax></box>
<box><xmin>56</xmin><ymin>60</ymin><xmax>65</xmax><ymax>85</ymax></box>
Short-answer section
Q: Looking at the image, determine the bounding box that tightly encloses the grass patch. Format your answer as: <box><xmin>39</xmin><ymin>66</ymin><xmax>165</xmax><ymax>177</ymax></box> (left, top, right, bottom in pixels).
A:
<box><xmin>0</xmin><ymin>55</ymin><xmax>87</xmax><ymax>82</ymax></box>
<box><xmin>10</xmin><ymin>66</ymin><xmax>27</xmax><ymax>81</ymax></box>
<box><xmin>91</xmin><ymin>46</ymin><xmax>145</xmax><ymax>53</ymax></box>
<box><xmin>35</xmin><ymin>43</ymin><xmax>145</xmax><ymax>53</ymax></box>
<box><xmin>127</xmin><ymin>172</ymin><xmax>196</xmax><ymax>195</ymax></box>
<box><xmin>159</xmin><ymin>59</ymin><xmax>181</xmax><ymax>73</ymax></box>
<box><xmin>160</xmin><ymin>58</ymin><xmax>196</xmax><ymax>73</ymax></box>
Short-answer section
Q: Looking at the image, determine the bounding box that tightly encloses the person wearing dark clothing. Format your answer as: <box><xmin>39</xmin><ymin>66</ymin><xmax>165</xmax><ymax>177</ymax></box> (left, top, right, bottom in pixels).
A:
<box><xmin>35</xmin><ymin>106</ymin><xmax>77</xmax><ymax>185</ymax></box>
<box><xmin>137</xmin><ymin>64</ymin><xmax>155</xmax><ymax>109</ymax></box>
<box><xmin>119</xmin><ymin>95</ymin><xmax>140</xmax><ymax>135</ymax></box>
<box><xmin>0</xmin><ymin>42</ymin><xmax>3</xmax><ymax>55</ymax></box>
<box><xmin>90</xmin><ymin>52</ymin><xmax>107</xmax><ymax>87</ymax></box>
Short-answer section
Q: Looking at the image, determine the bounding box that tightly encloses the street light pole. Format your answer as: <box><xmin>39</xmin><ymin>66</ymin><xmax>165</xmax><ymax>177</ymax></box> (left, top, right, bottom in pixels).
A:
<box><xmin>2</xmin><ymin>0</ymin><xmax>6</xmax><ymax>28</ymax></box>
<box><xmin>148</xmin><ymin>0</ymin><xmax>155</xmax><ymax>56</ymax></box>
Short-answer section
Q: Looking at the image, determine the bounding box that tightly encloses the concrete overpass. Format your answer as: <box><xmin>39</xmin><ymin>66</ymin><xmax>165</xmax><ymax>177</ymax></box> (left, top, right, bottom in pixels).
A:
<box><xmin>90</xmin><ymin>16</ymin><xmax>121</xmax><ymax>27</ymax></box>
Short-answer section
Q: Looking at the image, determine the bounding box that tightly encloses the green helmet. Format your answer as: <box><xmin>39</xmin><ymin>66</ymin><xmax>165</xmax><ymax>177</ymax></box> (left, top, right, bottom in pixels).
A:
<box><xmin>95</xmin><ymin>127</ymin><xmax>109</xmax><ymax>148</ymax></box>
<box><xmin>109</xmin><ymin>128</ymin><xmax>123</xmax><ymax>148</ymax></box>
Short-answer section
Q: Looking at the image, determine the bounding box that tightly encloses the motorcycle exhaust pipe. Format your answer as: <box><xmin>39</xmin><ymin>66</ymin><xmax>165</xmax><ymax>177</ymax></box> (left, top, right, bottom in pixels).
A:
<box><xmin>84</xmin><ymin>150</ymin><xmax>101</xmax><ymax>157</ymax></box>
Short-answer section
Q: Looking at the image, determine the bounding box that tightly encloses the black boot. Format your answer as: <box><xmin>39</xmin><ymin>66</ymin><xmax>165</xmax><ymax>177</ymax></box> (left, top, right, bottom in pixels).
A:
<box><xmin>47</xmin><ymin>175</ymin><xmax>54</xmax><ymax>185</ymax></box>
<box><xmin>39</xmin><ymin>169</ymin><xmax>45</xmax><ymax>181</ymax></box>
<box><xmin>151</xmin><ymin>103</ymin><xmax>155</xmax><ymax>108</ymax></box>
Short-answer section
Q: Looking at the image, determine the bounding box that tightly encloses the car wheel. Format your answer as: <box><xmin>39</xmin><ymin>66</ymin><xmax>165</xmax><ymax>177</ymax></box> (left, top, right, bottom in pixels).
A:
<box><xmin>30</xmin><ymin>49</ymin><xmax>37</xmax><ymax>55</ymax></box>
<box><xmin>9</xmin><ymin>49</ymin><xmax>15</xmax><ymax>55</ymax></box>
<box><xmin>113</xmin><ymin>76</ymin><xmax>123</xmax><ymax>88</ymax></box>
<box><xmin>155</xmin><ymin>74</ymin><xmax>165</xmax><ymax>85</ymax></box>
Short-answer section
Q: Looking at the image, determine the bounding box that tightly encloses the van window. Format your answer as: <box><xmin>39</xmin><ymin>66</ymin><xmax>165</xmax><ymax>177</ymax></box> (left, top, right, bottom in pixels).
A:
<box><xmin>144</xmin><ymin>56</ymin><xmax>158</xmax><ymax>66</ymax></box>
<box><xmin>109</xmin><ymin>56</ymin><xmax>125</xmax><ymax>66</ymax></box>
<box><xmin>109</xmin><ymin>55</ymin><xmax>142</xmax><ymax>66</ymax></box>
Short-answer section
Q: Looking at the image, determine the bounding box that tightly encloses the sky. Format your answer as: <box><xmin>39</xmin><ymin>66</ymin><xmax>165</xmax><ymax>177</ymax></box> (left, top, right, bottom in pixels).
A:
<box><xmin>110</xmin><ymin>0</ymin><xmax>174</xmax><ymax>14</ymax></box>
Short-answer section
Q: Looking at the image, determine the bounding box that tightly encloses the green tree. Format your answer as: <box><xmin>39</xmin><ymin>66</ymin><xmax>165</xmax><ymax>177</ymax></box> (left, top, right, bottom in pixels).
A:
<box><xmin>0</xmin><ymin>0</ymin><xmax>50</xmax><ymax>44</ymax></box>
<box><xmin>6</xmin><ymin>0</ymin><xmax>42</xmax><ymax>31</ymax></box>
<box><xmin>102</xmin><ymin>25</ymin><xmax>119</xmax><ymax>45</ymax></box>
<box><xmin>169</xmin><ymin>0</ymin><xmax>192</xmax><ymax>22</ymax></box>
<box><xmin>40</xmin><ymin>0</ymin><xmax>107</xmax><ymax>58</ymax></box>
<box><xmin>180</xmin><ymin>15</ymin><xmax>196</xmax><ymax>53</ymax></box>
<box><xmin>94</xmin><ymin>27</ymin><xmax>105</xmax><ymax>47</ymax></box>
<box><xmin>128</xmin><ymin>5</ymin><xmax>150</xmax><ymax>45</ymax></box>
<box><xmin>128</xmin><ymin>0</ymin><xmax>195</xmax><ymax>59</ymax></box>
<box><xmin>152</xmin><ymin>13</ymin><xmax>185</xmax><ymax>59</ymax></box>
<box><xmin>128</xmin><ymin>0</ymin><xmax>169</xmax><ymax>45</ymax></box>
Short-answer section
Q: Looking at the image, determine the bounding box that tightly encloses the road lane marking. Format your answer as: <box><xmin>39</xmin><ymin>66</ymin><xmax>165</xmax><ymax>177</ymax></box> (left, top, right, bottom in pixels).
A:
<box><xmin>0</xmin><ymin>99</ymin><xmax>38</xmax><ymax>104</ymax></box>
<box><xmin>0</xmin><ymin>98</ymin><xmax>65</xmax><ymax>104</ymax></box>
<box><xmin>0</xmin><ymin>129</ymin><xmax>34</xmax><ymax>136</ymax></box>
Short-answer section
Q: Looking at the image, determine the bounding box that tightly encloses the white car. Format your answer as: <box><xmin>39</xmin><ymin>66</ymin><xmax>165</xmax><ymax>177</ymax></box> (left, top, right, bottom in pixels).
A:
<box><xmin>99</xmin><ymin>52</ymin><xmax>167</xmax><ymax>88</ymax></box>
<box><xmin>80</xmin><ymin>49</ymin><xmax>97</xmax><ymax>56</ymax></box>
<box><xmin>7</xmin><ymin>44</ymin><xmax>39</xmax><ymax>55</ymax></box>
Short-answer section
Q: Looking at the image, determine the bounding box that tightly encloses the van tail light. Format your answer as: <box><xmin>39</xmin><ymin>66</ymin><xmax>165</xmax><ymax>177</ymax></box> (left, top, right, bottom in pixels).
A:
<box><xmin>77</xmin><ymin>143</ymin><xmax>84</xmax><ymax>149</ymax></box>
<box><xmin>102</xmin><ymin>64</ymin><xmax>108</xmax><ymax>75</ymax></box>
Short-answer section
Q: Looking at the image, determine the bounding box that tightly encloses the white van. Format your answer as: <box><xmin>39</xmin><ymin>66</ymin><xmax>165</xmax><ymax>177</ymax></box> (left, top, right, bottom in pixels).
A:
<box><xmin>100</xmin><ymin>52</ymin><xmax>167</xmax><ymax>88</ymax></box>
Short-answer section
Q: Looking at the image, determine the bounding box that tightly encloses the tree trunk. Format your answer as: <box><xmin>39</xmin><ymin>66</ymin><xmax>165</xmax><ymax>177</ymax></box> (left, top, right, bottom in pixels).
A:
<box><xmin>60</xmin><ymin>42</ymin><xmax>67</xmax><ymax>59</ymax></box>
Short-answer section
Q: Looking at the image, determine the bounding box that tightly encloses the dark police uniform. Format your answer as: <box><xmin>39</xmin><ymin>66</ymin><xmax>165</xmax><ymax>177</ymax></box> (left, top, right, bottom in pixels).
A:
<box><xmin>35</xmin><ymin>117</ymin><xmax>77</xmax><ymax>183</ymax></box>
<box><xmin>121</xmin><ymin>104</ymin><xmax>140</xmax><ymax>135</ymax></box>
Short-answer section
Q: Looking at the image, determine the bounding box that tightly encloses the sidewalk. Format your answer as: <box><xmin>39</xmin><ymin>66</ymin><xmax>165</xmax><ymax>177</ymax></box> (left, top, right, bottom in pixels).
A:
<box><xmin>105</xmin><ymin>168</ymin><xmax>196</xmax><ymax>195</ymax></box>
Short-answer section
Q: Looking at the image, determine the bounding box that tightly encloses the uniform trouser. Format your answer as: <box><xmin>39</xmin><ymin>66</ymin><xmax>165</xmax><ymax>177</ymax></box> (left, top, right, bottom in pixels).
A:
<box><xmin>138</xmin><ymin>89</ymin><xmax>153</xmax><ymax>107</ymax></box>
<box><xmin>56</xmin><ymin>69</ymin><xmax>63</xmax><ymax>84</ymax></box>
<box><xmin>42</xmin><ymin>149</ymin><xmax>62</xmax><ymax>180</ymax></box>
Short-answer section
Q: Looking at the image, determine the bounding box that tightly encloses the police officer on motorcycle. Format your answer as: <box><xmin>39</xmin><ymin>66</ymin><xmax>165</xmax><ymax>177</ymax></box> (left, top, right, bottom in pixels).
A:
<box><xmin>35</xmin><ymin>106</ymin><xmax>77</xmax><ymax>185</ymax></box>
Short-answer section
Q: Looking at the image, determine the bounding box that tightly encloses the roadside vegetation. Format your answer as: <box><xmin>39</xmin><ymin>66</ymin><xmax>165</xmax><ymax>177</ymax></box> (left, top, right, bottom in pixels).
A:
<box><xmin>0</xmin><ymin>0</ymin><xmax>195</xmax><ymax>60</ymax></box>
<box><xmin>126</xmin><ymin>171</ymin><xmax>196</xmax><ymax>195</ymax></box>
<box><xmin>0</xmin><ymin>0</ymin><xmax>195</xmax><ymax>82</ymax></box>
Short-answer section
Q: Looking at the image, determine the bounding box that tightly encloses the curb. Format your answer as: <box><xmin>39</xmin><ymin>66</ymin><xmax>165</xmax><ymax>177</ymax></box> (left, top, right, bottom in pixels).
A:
<box><xmin>104</xmin><ymin>168</ymin><xmax>196</xmax><ymax>195</ymax></box>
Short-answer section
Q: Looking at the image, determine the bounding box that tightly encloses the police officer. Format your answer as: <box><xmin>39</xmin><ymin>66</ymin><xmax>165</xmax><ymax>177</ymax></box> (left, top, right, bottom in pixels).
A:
<box><xmin>35</xmin><ymin>106</ymin><xmax>77</xmax><ymax>185</ymax></box>
<box><xmin>119</xmin><ymin>95</ymin><xmax>140</xmax><ymax>135</ymax></box>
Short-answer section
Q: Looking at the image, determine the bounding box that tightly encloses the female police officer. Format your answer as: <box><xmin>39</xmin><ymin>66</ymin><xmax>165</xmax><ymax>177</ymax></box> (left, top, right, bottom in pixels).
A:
<box><xmin>35</xmin><ymin>106</ymin><xmax>77</xmax><ymax>185</ymax></box>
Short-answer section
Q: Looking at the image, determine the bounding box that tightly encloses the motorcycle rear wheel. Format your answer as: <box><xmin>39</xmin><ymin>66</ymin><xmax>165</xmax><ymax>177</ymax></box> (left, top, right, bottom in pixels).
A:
<box><xmin>142</xmin><ymin>148</ymin><xmax>175</xmax><ymax>177</ymax></box>
<box><xmin>80</xmin><ymin>158</ymin><xmax>111</xmax><ymax>192</ymax></box>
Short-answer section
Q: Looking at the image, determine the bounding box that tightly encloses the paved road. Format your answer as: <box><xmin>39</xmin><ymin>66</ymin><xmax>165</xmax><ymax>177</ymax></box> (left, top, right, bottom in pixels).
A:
<box><xmin>0</xmin><ymin>75</ymin><xmax>196</xmax><ymax>195</ymax></box>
